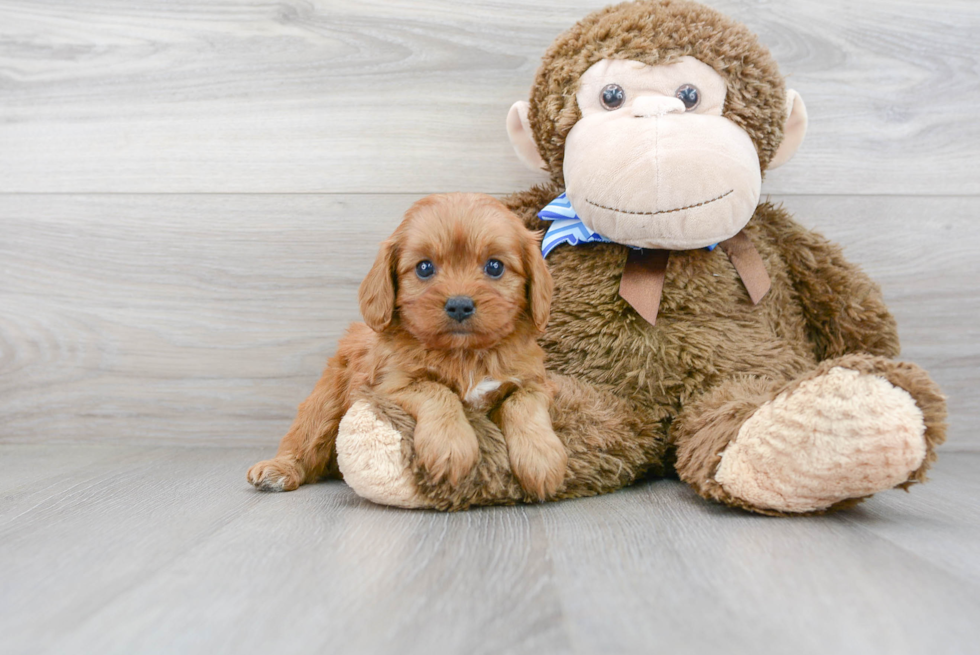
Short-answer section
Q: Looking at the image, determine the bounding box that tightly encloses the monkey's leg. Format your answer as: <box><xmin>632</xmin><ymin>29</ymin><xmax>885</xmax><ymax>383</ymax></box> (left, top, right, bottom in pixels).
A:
<box><xmin>672</xmin><ymin>354</ymin><xmax>947</xmax><ymax>515</ymax></box>
<box><xmin>247</xmin><ymin>356</ymin><xmax>350</xmax><ymax>492</ymax></box>
<box><xmin>336</xmin><ymin>373</ymin><xmax>669</xmax><ymax>510</ymax></box>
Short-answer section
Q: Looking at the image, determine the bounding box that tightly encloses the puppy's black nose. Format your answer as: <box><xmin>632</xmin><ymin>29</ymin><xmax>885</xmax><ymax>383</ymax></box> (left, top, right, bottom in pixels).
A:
<box><xmin>445</xmin><ymin>296</ymin><xmax>475</xmax><ymax>322</ymax></box>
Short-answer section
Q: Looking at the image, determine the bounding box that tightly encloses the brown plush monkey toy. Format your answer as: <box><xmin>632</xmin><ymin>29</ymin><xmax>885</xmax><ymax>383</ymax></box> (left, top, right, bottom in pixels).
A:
<box><xmin>332</xmin><ymin>0</ymin><xmax>947</xmax><ymax>515</ymax></box>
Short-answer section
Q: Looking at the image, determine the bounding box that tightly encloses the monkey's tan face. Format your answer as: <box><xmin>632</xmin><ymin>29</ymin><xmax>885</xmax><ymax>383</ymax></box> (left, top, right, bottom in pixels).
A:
<box><xmin>564</xmin><ymin>57</ymin><xmax>762</xmax><ymax>250</ymax></box>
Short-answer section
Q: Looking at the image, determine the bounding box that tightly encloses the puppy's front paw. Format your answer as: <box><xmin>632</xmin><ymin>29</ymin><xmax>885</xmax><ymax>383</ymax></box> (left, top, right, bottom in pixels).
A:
<box><xmin>414</xmin><ymin>419</ymin><xmax>480</xmax><ymax>485</ymax></box>
<box><xmin>247</xmin><ymin>457</ymin><xmax>303</xmax><ymax>492</ymax></box>
<box><xmin>508</xmin><ymin>428</ymin><xmax>567</xmax><ymax>501</ymax></box>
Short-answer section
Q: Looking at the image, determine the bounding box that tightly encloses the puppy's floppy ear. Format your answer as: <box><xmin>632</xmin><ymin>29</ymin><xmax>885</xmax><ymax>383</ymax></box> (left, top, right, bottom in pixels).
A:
<box><xmin>524</xmin><ymin>230</ymin><xmax>553</xmax><ymax>332</ymax></box>
<box><xmin>359</xmin><ymin>237</ymin><xmax>398</xmax><ymax>332</ymax></box>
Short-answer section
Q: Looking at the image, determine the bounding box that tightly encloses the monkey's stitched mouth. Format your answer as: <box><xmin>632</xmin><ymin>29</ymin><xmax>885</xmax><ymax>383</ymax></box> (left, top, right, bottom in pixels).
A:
<box><xmin>585</xmin><ymin>189</ymin><xmax>734</xmax><ymax>216</ymax></box>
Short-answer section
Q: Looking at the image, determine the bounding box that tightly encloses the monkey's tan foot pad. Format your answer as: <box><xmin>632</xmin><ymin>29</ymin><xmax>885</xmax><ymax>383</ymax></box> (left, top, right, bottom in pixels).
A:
<box><xmin>715</xmin><ymin>367</ymin><xmax>927</xmax><ymax>513</ymax></box>
<box><xmin>336</xmin><ymin>400</ymin><xmax>432</xmax><ymax>509</ymax></box>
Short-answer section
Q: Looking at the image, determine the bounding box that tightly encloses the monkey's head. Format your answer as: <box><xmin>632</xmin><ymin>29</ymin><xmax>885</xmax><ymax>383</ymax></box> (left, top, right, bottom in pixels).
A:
<box><xmin>507</xmin><ymin>0</ymin><xmax>808</xmax><ymax>250</ymax></box>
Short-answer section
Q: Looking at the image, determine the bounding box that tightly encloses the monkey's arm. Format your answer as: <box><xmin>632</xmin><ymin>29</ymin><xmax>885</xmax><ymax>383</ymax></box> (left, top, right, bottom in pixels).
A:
<box><xmin>764</xmin><ymin>204</ymin><xmax>900</xmax><ymax>360</ymax></box>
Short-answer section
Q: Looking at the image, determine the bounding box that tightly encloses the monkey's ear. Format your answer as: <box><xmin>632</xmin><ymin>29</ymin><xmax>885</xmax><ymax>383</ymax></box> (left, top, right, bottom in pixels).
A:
<box><xmin>358</xmin><ymin>238</ymin><xmax>397</xmax><ymax>332</ymax></box>
<box><xmin>507</xmin><ymin>101</ymin><xmax>549</xmax><ymax>172</ymax></box>
<box><xmin>769</xmin><ymin>89</ymin><xmax>808</xmax><ymax>170</ymax></box>
<box><xmin>524</xmin><ymin>232</ymin><xmax>554</xmax><ymax>332</ymax></box>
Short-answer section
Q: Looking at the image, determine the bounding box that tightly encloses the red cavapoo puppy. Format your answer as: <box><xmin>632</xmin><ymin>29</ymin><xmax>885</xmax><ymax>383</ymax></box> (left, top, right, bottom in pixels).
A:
<box><xmin>247</xmin><ymin>193</ymin><xmax>567</xmax><ymax>499</ymax></box>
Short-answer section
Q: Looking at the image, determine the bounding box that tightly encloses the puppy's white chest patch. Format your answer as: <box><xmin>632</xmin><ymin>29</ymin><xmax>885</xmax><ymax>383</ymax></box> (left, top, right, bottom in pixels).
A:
<box><xmin>464</xmin><ymin>378</ymin><xmax>503</xmax><ymax>405</ymax></box>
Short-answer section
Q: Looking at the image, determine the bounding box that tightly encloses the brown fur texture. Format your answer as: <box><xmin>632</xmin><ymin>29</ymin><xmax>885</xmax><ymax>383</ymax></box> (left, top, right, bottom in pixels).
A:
<box><xmin>361</xmin><ymin>371</ymin><xmax>667</xmax><ymax>511</ymax></box>
<box><xmin>338</xmin><ymin>0</ymin><xmax>948</xmax><ymax>514</ymax></box>
<box><xmin>248</xmin><ymin>193</ymin><xmax>568</xmax><ymax>499</ymax></box>
<box><xmin>530</xmin><ymin>0</ymin><xmax>788</xmax><ymax>183</ymax></box>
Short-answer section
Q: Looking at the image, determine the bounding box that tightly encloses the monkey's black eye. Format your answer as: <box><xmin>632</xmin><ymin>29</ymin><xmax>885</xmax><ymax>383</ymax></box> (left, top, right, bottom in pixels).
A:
<box><xmin>676</xmin><ymin>84</ymin><xmax>700</xmax><ymax>111</ymax></box>
<box><xmin>484</xmin><ymin>259</ymin><xmax>504</xmax><ymax>279</ymax></box>
<box><xmin>600</xmin><ymin>84</ymin><xmax>626</xmax><ymax>110</ymax></box>
<box><xmin>415</xmin><ymin>260</ymin><xmax>435</xmax><ymax>279</ymax></box>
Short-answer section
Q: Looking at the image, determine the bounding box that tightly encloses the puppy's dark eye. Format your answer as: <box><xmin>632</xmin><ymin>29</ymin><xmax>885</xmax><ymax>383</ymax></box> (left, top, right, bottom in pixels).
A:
<box><xmin>415</xmin><ymin>260</ymin><xmax>435</xmax><ymax>279</ymax></box>
<box><xmin>600</xmin><ymin>84</ymin><xmax>626</xmax><ymax>110</ymax></box>
<box><xmin>484</xmin><ymin>259</ymin><xmax>504</xmax><ymax>279</ymax></box>
<box><xmin>675</xmin><ymin>84</ymin><xmax>700</xmax><ymax>111</ymax></box>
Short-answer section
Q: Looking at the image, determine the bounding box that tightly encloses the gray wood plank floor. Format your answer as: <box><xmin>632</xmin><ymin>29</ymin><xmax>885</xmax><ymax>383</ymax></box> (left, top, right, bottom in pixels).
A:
<box><xmin>1</xmin><ymin>444</ymin><xmax>978</xmax><ymax>655</ymax></box>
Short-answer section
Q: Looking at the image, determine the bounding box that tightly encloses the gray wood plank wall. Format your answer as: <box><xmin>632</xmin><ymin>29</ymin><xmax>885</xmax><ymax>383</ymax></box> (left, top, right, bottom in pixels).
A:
<box><xmin>2</xmin><ymin>0</ymin><xmax>978</xmax><ymax>448</ymax></box>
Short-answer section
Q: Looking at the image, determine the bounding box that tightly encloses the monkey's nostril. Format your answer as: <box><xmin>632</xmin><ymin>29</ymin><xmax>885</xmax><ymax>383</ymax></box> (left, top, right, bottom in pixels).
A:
<box><xmin>445</xmin><ymin>296</ymin><xmax>476</xmax><ymax>322</ymax></box>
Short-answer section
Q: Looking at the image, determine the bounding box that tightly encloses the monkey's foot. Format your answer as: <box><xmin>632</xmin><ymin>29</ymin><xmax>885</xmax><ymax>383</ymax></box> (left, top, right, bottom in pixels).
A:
<box><xmin>335</xmin><ymin>400</ymin><xmax>430</xmax><ymax>508</ymax></box>
<box><xmin>715</xmin><ymin>367</ymin><xmax>927</xmax><ymax>513</ymax></box>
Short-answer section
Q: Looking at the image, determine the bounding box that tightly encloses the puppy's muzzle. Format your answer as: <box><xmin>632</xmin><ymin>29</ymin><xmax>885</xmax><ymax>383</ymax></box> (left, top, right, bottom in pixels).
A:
<box><xmin>445</xmin><ymin>296</ymin><xmax>476</xmax><ymax>323</ymax></box>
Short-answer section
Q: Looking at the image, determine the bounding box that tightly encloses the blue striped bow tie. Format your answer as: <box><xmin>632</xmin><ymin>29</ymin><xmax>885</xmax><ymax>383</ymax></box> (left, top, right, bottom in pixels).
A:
<box><xmin>536</xmin><ymin>193</ymin><xmax>767</xmax><ymax>326</ymax></box>
<box><xmin>538</xmin><ymin>193</ymin><xmax>611</xmax><ymax>257</ymax></box>
<box><xmin>538</xmin><ymin>193</ymin><xmax>717</xmax><ymax>257</ymax></box>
